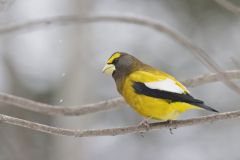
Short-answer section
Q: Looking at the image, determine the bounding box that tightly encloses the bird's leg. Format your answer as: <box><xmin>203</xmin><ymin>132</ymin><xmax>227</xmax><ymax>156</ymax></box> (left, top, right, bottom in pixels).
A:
<box><xmin>138</xmin><ymin>117</ymin><xmax>152</xmax><ymax>129</ymax></box>
<box><xmin>166</xmin><ymin>120</ymin><xmax>176</xmax><ymax>135</ymax></box>
<box><xmin>137</xmin><ymin>117</ymin><xmax>152</xmax><ymax>137</ymax></box>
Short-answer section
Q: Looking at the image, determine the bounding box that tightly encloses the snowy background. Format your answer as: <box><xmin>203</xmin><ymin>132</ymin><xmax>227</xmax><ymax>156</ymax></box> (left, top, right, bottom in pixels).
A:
<box><xmin>0</xmin><ymin>0</ymin><xmax>240</xmax><ymax>160</ymax></box>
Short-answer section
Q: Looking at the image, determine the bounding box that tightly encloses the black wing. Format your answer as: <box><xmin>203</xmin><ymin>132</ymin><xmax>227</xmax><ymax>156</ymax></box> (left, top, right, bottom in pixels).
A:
<box><xmin>132</xmin><ymin>82</ymin><xmax>218</xmax><ymax>112</ymax></box>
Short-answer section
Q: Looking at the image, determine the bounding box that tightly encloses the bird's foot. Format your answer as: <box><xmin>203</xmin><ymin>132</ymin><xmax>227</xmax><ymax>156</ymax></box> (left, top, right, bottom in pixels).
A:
<box><xmin>166</xmin><ymin>120</ymin><xmax>176</xmax><ymax>135</ymax></box>
<box><xmin>138</xmin><ymin>117</ymin><xmax>153</xmax><ymax>132</ymax></box>
<box><xmin>137</xmin><ymin>118</ymin><xmax>151</xmax><ymax>136</ymax></box>
<box><xmin>138</xmin><ymin>118</ymin><xmax>150</xmax><ymax>128</ymax></box>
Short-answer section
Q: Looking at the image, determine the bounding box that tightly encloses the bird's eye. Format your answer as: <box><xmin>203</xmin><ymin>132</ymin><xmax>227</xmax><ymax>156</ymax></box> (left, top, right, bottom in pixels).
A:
<box><xmin>112</xmin><ymin>58</ymin><xmax>119</xmax><ymax>64</ymax></box>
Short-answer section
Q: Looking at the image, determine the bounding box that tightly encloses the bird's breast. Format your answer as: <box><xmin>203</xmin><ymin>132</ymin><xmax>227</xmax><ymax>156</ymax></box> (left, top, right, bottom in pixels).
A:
<box><xmin>122</xmin><ymin>78</ymin><xmax>170</xmax><ymax>119</ymax></box>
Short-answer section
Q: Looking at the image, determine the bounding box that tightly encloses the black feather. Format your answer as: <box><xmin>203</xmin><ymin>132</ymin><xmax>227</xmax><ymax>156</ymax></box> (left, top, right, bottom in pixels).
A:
<box><xmin>191</xmin><ymin>103</ymin><xmax>219</xmax><ymax>112</ymax></box>
<box><xmin>132</xmin><ymin>82</ymin><xmax>218</xmax><ymax>112</ymax></box>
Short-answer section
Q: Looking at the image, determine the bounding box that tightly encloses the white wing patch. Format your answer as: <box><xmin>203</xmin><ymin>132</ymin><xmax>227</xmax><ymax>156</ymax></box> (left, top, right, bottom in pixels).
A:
<box><xmin>144</xmin><ymin>78</ymin><xmax>185</xmax><ymax>94</ymax></box>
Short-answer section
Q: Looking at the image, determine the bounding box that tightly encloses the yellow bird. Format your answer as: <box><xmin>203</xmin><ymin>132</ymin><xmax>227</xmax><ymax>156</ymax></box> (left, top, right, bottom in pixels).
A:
<box><xmin>102</xmin><ymin>52</ymin><xmax>218</xmax><ymax>121</ymax></box>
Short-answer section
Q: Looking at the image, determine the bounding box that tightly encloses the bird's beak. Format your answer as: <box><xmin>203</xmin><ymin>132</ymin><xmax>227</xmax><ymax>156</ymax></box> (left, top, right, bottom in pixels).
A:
<box><xmin>102</xmin><ymin>64</ymin><xmax>116</xmax><ymax>75</ymax></box>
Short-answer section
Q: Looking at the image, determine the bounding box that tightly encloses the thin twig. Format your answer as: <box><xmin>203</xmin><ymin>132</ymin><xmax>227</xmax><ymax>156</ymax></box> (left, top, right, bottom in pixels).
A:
<box><xmin>0</xmin><ymin>15</ymin><xmax>239</xmax><ymax>94</ymax></box>
<box><xmin>0</xmin><ymin>110</ymin><xmax>239</xmax><ymax>137</ymax></box>
<box><xmin>214</xmin><ymin>0</ymin><xmax>240</xmax><ymax>15</ymax></box>
<box><xmin>0</xmin><ymin>70</ymin><xmax>239</xmax><ymax>116</ymax></box>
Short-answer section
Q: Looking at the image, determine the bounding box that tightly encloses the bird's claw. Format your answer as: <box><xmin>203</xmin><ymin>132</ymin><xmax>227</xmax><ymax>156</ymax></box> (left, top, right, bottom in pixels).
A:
<box><xmin>166</xmin><ymin>120</ymin><xmax>176</xmax><ymax>134</ymax></box>
<box><xmin>139</xmin><ymin>119</ymin><xmax>150</xmax><ymax>128</ymax></box>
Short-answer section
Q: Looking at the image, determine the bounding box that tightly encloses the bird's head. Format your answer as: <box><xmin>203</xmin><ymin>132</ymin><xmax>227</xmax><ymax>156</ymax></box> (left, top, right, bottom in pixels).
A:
<box><xmin>102</xmin><ymin>52</ymin><xmax>142</xmax><ymax>77</ymax></box>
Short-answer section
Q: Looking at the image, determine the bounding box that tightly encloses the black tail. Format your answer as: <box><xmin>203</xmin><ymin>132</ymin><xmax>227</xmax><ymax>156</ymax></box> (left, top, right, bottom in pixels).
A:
<box><xmin>192</xmin><ymin>103</ymin><xmax>219</xmax><ymax>112</ymax></box>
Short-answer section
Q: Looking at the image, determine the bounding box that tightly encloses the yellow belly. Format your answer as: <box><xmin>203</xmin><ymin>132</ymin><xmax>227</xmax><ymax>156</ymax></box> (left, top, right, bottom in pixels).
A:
<box><xmin>121</xmin><ymin>79</ymin><xmax>199</xmax><ymax>120</ymax></box>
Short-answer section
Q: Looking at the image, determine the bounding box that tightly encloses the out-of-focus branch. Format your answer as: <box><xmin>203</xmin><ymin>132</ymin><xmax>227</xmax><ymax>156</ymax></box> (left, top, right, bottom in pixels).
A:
<box><xmin>1</xmin><ymin>15</ymin><xmax>239</xmax><ymax>94</ymax></box>
<box><xmin>183</xmin><ymin>69</ymin><xmax>240</xmax><ymax>87</ymax></box>
<box><xmin>0</xmin><ymin>94</ymin><xmax>124</xmax><ymax>116</ymax></box>
<box><xmin>231</xmin><ymin>57</ymin><xmax>240</xmax><ymax>68</ymax></box>
<box><xmin>0</xmin><ymin>15</ymin><xmax>177</xmax><ymax>35</ymax></box>
<box><xmin>214</xmin><ymin>0</ymin><xmax>240</xmax><ymax>15</ymax></box>
<box><xmin>0</xmin><ymin>70</ymin><xmax>239</xmax><ymax>116</ymax></box>
<box><xmin>0</xmin><ymin>110</ymin><xmax>240</xmax><ymax>137</ymax></box>
<box><xmin>0</xmin><ymin>0</ymin><xmax>15</xmax><ymax>12</ymax></box>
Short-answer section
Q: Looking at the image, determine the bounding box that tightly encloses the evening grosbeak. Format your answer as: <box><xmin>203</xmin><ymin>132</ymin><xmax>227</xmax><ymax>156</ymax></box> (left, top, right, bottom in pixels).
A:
<box><xmin>102</xmin><ymin>52</ymin><xmax>218</xmax><ymax>120</ymax></box>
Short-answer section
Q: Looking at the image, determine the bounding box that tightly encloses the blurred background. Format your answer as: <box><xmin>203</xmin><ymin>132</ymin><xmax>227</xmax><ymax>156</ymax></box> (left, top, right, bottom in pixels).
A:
<box><xmin>0</xmin><ymin>0</ymin><xmax>240</xmax><ymax>160</ymax></box>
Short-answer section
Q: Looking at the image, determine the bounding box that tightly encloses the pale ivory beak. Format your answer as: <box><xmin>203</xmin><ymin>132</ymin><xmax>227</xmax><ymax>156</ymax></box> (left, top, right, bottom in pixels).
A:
<box><xmin>102</xmin><ymin>64</ymin><xmax>116</xmax><ymax>75</ymax></box>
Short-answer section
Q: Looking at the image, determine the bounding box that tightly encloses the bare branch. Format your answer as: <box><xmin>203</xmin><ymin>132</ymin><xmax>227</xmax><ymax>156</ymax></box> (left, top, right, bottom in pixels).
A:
<box><xmin>0</xmin><ymin>94</ymin><xmax>124</xmax><ymax>116</ymax></box>
<box><xmin>1</xmin><ymin>15</ymin><xmax>239</xmax><ymax>94</ymax></box>
<box><xmin>0</xmin><ymin>110</ymin><xmax>239</xmax><ymax>137</ymax></box>
<box><xmin>0</xmin><ymin>15</ymin><xmax>180</xmax><ymax>35</ymax></box>
<box><xmin>214</xmin><ymin>0</ymin><xmax>240</xmax><ymax>15</ymax></box>
<box><xmin>182</xmin><ymin>69</ymin><xmax>240</xmax><ymax>87</ymax></box>
<box><xmin>0</xmin><ymin>70</ymin><xmax>239</xmax><ymax>116</ymax></box>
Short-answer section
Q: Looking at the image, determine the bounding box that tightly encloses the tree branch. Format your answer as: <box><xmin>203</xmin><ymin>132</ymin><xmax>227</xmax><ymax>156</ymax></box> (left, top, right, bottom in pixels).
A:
<box><xmin>182</xmin><ymin>69</ymin><xmax>240</xmax><ymax>87</ymax></box>
<box><xmin>0</xmin><ymin>70</ymin><xmax>239</xmax><ymax>116</ymax></box>
<box><xmin>0</xmin><ymin>94</ymin><xmax>124</xmax><ymax>116</ymax></box>
<box><xmin>0</xmin><ymin>110</ymin><xmax>239</xmax><ymax>137</ymax></box>
<box><xmin>1</xmin><ymin>15</ymin><xmax>240</xmax><ymax>94</ymax></box>
<box><xmin>214</xmin><ymin>0</ymin><xmax>240</xmax><ymax>15</ymax></box>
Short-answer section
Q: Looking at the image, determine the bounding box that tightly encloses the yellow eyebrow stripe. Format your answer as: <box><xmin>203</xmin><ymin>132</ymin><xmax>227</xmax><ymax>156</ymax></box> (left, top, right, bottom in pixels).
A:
<box><xmin>107</xmin><ymin>52</ymin><xmax>121</xmax><ymax>64</ymax></box>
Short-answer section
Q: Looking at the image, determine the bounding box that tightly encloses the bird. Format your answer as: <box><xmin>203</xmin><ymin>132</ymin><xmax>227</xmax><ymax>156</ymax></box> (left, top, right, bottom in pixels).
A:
<box><xmin>102</xmin><ymin>52</ymin><xmax>218</xmax><ymax>121</ymax></box>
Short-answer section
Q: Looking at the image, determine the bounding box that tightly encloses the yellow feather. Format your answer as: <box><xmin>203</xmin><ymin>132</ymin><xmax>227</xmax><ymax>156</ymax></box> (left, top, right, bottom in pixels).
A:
<box><xmin>121</xmin><ymin>70</ymin><xmax>199</xmax><ymax>120</ymax></box>
<box><xmin>107</xmin><ymin>52</ymin><xmax>121</xmax><ymax>64</ymax></box>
